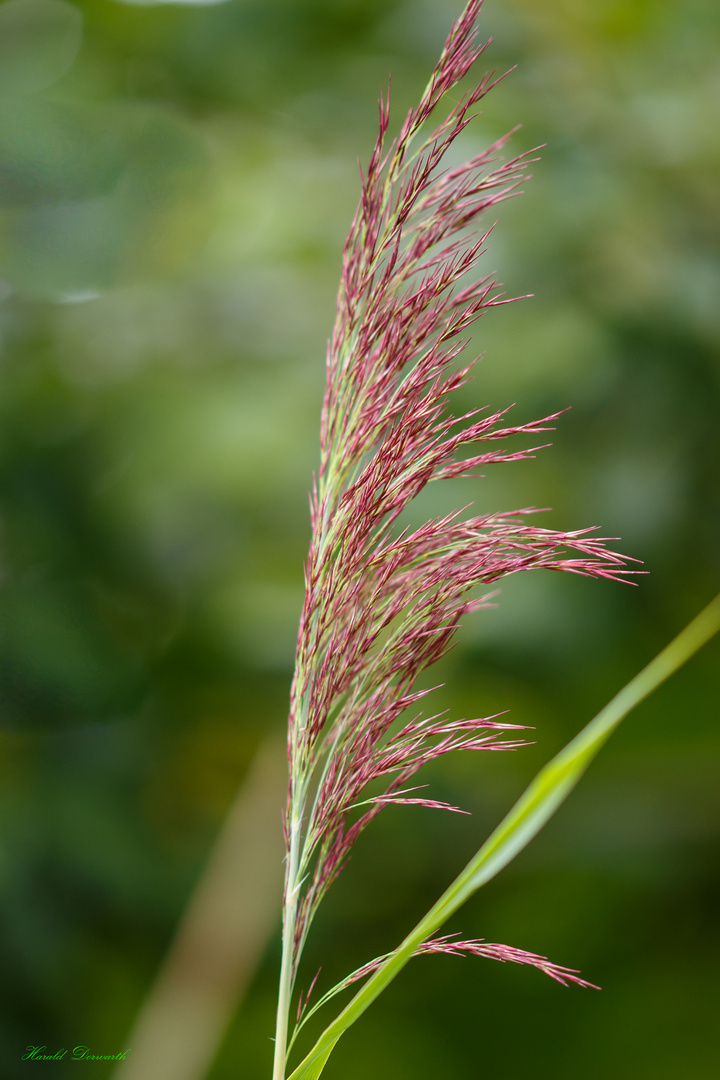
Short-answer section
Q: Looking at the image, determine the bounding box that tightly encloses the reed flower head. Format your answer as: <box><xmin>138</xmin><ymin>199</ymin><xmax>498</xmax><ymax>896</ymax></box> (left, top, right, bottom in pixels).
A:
<box><xmin>274</xmin><ymin>4</ymin><xmax>634</xmax><ymax>1072</ymax></box>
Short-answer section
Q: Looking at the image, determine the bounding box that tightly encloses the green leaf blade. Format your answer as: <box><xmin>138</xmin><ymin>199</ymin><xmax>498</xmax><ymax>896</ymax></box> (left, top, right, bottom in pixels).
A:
<box><xmin>287</xmin><ymin>593</ymin><xmax>720</xmax><ymax>1080</ymax></box>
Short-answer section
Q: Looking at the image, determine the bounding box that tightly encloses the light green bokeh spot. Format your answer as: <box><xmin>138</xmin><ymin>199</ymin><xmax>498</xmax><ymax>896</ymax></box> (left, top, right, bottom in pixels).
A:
<box><xmin>0</xmin><ymin>0</ymin><xmax>83</xmax><ymax>95</ymax></box>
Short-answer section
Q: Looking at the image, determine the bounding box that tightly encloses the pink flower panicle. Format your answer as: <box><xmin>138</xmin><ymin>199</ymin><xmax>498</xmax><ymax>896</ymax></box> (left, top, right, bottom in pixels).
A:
<box><xmin>283</xmin><ymin>0</ymin><xmax>633</xmax><ymax>1003</ymax></box>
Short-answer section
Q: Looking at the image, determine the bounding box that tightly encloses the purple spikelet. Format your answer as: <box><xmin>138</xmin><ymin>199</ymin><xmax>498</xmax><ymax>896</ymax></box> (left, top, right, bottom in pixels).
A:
<box><xmin>273</xmin><ymin>3</ymin><xmax>632</xmax><ymax>1070</ymax></box>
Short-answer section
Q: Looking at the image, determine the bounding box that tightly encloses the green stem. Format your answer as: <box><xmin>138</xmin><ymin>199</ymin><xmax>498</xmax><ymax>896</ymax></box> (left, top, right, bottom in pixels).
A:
<box><xmin>272</xmin><ymin>806</ymin><xmax>302</xmax><ymax>1080</ymax></box>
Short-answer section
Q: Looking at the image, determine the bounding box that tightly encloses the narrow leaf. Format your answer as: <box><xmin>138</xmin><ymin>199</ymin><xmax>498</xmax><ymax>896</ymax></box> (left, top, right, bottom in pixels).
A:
<box><xmin>288</xmin><ymin>593</ymin><xmax>720</xmax><ymax>1080</ymax></box>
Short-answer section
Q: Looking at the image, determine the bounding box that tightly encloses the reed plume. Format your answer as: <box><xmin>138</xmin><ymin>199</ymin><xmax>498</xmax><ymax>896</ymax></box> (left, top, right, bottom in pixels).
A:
<box><xmin>272</xmin><ymin>3</ymin><xmax>633</xmax><ymax>1076</ymax></box>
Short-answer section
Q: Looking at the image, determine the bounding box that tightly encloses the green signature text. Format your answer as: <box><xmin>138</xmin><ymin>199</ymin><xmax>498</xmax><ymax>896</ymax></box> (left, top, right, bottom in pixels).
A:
<box><xmin>23</xmin><ymin>1046</ymin><xmax>130</xmax><ymax>1061</ymax></box>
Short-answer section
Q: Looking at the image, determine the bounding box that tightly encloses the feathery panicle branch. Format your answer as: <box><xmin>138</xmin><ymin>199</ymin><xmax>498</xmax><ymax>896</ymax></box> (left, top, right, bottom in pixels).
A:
<box><xmin>288</xmin><ymin>934</ymin><xmax>596</xmax><ymax>1057</ymax></box>
<box><xmin>272</xmin><ymin>3</ymin><xmax>635</xmax><ymax>1077</ymax></box>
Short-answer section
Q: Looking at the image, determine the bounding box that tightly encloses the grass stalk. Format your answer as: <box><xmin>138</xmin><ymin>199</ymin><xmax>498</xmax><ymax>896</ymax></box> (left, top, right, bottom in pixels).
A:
<box><xmin>111</xmin><ymin>737</ymin><xmax>286</xmax><ymax>1080</ymax></box>
<box><xmin>272</xmin><ymin>798</ymin><xmax>304</xmax><ymax>1080</ymax></box>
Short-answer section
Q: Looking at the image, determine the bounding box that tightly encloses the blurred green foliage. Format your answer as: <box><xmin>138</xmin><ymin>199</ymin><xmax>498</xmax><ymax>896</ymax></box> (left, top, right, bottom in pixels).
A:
<box><xmin>0</xmin><ymin>0</ymin><xmax>718</xmax><ymax>1077</ymax></box>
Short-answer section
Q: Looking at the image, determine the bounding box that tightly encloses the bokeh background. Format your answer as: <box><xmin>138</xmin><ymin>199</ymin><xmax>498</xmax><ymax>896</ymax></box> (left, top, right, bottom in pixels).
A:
<box><xmin>1</xmin><ymin>0</ymin><xmax>719</xmax><ymax>1076</ymax></box>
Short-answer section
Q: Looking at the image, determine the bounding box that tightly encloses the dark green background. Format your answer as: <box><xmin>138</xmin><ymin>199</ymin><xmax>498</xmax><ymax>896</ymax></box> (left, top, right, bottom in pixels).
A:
<box><xmin>1</xmin><ymin>0</ymin><xmax>718</xmax><ymax>1077</ymax></box>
